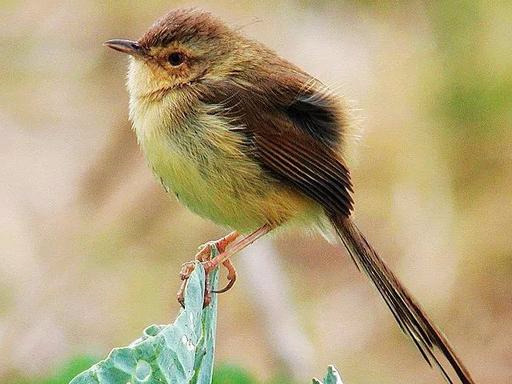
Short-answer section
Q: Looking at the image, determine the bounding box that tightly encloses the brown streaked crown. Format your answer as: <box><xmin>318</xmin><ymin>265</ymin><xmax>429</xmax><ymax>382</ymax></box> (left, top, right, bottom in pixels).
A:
<box><xmin>139</xmin><ymin>8</ymin><xmax>229</xmax><ymax>49</ymax></box>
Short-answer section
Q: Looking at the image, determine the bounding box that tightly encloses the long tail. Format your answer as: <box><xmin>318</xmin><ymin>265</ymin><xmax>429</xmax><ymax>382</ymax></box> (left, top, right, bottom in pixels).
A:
<box><xmin>330</xmin><ymin>214</ymin><xmax>475</xmax><ymax>384</ymax></box>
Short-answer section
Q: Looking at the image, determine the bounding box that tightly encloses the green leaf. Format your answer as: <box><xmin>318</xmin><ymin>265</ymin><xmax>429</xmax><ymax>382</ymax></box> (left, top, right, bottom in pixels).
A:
<box><xmin>70</xmin><ymin>260</ymin><xmax>219</xmax><ymax>384</ymax></box>
<box><xmin>312</xmin><ymin>366</ymin><xmax>344</xmax><ymax>384</ymax></box>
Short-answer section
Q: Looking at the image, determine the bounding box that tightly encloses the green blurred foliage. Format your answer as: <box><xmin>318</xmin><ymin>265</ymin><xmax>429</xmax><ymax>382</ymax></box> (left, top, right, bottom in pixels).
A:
<box><xmin>213</xmin><ymin>365</ymin><xmax>296</xmax><ymax>384</ymax></box>
<box><xmin>212</xmin><ymin>365</ymin><xmax>259</xmax><ymax>384</ymax></box>
<box><xmin>428</xmin><ymin>0</ymin><xmax>512</xmax><ymax>137</ymax></box>
<box><xmin>12</xmin><ymin>357</ymin><xmax>98</xmax><ymax>384</ymax></box>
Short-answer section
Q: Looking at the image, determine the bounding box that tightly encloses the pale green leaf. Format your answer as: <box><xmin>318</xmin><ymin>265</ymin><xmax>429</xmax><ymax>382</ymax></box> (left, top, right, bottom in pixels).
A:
<box><xmin>312</xmin><ymin>366</ymin><xmax>344</xmax><ymax>384</ymax></box>
<box><xmin>70</xmin><ymin>259</ymin><xmax>219</xmax><ymax>384</ymax></box>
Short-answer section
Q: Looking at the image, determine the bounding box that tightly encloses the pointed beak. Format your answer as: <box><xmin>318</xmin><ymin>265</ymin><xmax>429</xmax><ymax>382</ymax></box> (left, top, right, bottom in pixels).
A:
<box><xmin>103</xmin><ymin>39</ymin><xmax>145</xmax><ymax>57</ymax></box>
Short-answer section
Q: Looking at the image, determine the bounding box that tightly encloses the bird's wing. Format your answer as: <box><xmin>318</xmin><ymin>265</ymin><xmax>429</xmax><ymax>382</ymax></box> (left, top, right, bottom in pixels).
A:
<box><xmin>197</xmin><ymin>75</ymin><xmax>354</xmax><ymax>217</ymax></box>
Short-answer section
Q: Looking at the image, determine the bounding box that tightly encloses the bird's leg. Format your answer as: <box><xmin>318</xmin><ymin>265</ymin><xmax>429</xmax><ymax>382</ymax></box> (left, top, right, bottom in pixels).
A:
<box><xmin>195</xmin><ymin>231</ymin><xmax>240</xmax><ymax>262</ymax></box>
<box><xmin>177</xmin><ymin>231</ymin><xmax>240</xmax><ymax>308</ymax></box>
<box><xmin>203</xmin><ymin>224</ymin><xmax>272</xmax><ymax>286</ymax></box>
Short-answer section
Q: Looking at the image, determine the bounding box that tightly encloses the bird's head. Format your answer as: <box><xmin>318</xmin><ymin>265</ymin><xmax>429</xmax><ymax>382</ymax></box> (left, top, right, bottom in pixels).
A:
<box><xmin>105</xmin><ymin>9</ymin><xmax>241</xmax><ymax>101</ymax></box>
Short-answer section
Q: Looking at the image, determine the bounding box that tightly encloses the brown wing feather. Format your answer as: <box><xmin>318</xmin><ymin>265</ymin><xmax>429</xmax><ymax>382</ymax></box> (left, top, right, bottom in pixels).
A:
<box><xmin>254</xmin><ymin>132</ymin><xmax>353</xmax><ymax>216</ymax></box>
<box><xmin>198</xmin><ymin>73</ymin><xmax>354</xmax><ymax>217</ymax></box>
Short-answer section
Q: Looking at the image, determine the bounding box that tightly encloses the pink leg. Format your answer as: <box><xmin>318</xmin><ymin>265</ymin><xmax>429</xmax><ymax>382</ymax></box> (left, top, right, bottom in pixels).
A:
<box><xmin>195</xmin><ymin>231</ymin><xmax>240</xmax><ymax>262</ymax></box>
<box><xmin>203</xmin><ymin>224</ymin><xmax>273</xmax><ymax>273</ymax></box>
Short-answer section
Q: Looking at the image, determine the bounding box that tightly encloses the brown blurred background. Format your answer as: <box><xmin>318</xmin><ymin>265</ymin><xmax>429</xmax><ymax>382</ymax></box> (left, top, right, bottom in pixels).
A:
<box><xmin>1</xmin><ymin>1</ymin><xmax>511</xmax><ymax>383</ymax></box>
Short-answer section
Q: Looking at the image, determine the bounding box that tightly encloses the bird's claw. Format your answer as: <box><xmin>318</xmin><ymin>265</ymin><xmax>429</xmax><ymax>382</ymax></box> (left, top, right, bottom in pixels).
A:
<box><xmin>176</xmin><ymin>261</ymin><xmax>196</xmax><ymax>308</ymax></box>
<box><xmin>177</xmin><ymin>232</ymin><xmax>240</xmax><ymax>308</ymax></box>
<box><xmin>176</xmin><ymin>257</ymin><xmax>237</xmax><ymax>308</ymax></box>
<box><xmin>212</xmin><ymin>259</ymin><xmax>237</xmax><ymax>293</ymax></box>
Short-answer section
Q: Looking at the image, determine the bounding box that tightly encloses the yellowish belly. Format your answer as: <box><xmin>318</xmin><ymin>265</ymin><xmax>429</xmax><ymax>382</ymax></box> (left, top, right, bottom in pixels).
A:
<box><xmin>145</xmin><ymin>132</ymin><xmax>320</xmax><ymax>232</ymax></box>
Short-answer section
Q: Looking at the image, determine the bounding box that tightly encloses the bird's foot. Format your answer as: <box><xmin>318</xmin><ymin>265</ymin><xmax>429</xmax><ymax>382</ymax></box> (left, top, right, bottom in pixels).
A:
<box><xmin>177</xmin><ymin>232</ymin><xmax>239</xmax><ymax>308</ymax></box>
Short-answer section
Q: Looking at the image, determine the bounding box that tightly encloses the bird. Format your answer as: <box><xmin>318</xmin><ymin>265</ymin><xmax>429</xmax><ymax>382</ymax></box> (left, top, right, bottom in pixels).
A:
<box><xmin>104</xmin><ymin>8</ymin><xmax>475</xmax><ymax>384</ymax></box>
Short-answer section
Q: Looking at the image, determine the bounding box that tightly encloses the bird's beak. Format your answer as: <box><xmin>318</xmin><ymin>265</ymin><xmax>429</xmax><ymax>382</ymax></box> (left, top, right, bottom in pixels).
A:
<box><xmin>103</xmin><ymin>39</ymin><xmax>145</xmax><ymax>57</ymax></box>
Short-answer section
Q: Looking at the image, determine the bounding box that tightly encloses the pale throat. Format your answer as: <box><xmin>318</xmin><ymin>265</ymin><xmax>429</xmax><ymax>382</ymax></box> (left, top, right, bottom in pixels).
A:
<box><xmin>127</xmin><ymin>60</ymin><xmax>189</xmax><ymax>143</ymax></box>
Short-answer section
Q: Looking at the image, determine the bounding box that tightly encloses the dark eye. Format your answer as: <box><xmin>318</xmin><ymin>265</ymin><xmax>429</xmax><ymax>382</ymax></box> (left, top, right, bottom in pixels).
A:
<box><xmin>168</xmin><ymin>52</ymin><xmax>185</xmax><ymax>66</ymax></box>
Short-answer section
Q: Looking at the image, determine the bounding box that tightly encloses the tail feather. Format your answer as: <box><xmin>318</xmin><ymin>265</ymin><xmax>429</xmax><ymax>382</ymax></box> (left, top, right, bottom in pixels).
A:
<box><xmin>330</xmin><ymin>215</ymin><xmax>475</xmax><ymax>384</ymax></box>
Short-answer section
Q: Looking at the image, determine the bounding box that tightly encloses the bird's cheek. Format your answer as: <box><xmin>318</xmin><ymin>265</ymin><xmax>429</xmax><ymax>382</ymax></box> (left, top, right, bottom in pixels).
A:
<box><xmin>127</xmin><ymin>59</ymin><xmax>167</xmax><ymax>96</ymax></box>
<box><xmin>127</xmin><ymin>59</ymin><xmax>150</xmax><ymax>97</ymax></box>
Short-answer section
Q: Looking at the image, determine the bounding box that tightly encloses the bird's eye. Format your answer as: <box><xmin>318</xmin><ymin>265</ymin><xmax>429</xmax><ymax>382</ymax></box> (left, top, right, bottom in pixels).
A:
<box><xmin>168</xmin><ymin>52</ymin><xmax>185</xmax><ymax>66</ymax></box>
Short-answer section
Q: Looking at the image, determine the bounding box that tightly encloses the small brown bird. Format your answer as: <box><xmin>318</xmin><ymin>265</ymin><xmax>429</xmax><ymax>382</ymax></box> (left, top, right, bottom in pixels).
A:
<box><xmin>105</xmin><ymin>8</ymin><xmax>475</xmax><ymax>384</ymax></box>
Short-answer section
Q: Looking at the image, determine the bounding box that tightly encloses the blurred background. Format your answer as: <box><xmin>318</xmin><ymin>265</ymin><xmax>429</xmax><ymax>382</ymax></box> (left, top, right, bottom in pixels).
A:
<box><xmin>1</xmin><ymin>1</ymin><xmax>511</xmax><ymax>383</ymax></box>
